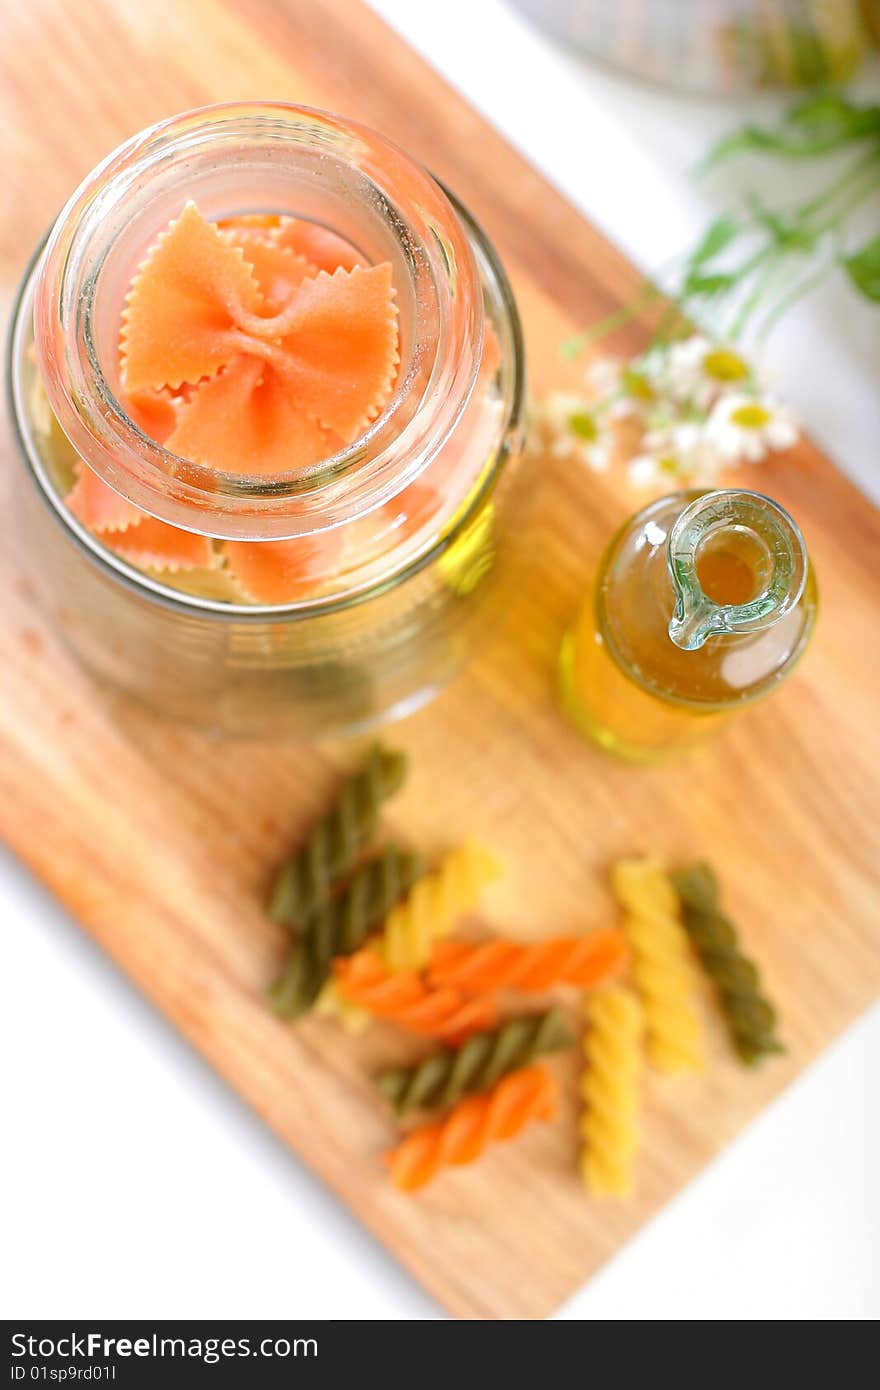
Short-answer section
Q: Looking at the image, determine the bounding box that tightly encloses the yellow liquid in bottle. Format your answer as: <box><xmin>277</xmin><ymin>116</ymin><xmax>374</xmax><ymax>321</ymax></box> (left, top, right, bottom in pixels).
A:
<box><xmin>559</xmin><ymin>492</ymin><xmax>818</xmax><ymax>762</ymax></box>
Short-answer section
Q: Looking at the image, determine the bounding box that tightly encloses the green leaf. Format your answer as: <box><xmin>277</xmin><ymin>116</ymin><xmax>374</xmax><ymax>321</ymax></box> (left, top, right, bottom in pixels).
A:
<box><xmin>786</xmin><ymin>92</ymin><xmax>880</xmax><ymax>139</ymax></box>
<box><xmin>843</xmin><ymin>236</ymin><xmax>880</xmax><ymax>301</ymax></box>
<box><xmin>682</xmin><ymin>270</ymin><xmax>735</xmax><ymax>298</ymax></box>
<box><xmin>746</xmin><ymin>194</ymin><xmax>818</xmax><ymax>253</ymax></box>
<box><xmin>703</xmin><ymin>127</ymin><xmax>793</xmax><ymax>166</ymax></box>
<box><xmin>703</xmin><ymin>92</ymin><xmax>880</xmax><ymax>167</ymax></box>
<box><xmin>690</xmin><ymin>215</ymin><xmax>740</xmax><ymax>267</ymax></box>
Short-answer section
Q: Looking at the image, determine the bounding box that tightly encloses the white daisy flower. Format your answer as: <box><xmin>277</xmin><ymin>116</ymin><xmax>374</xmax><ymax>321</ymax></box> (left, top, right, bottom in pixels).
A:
<box><xmin>695</xmin><ymin>345</ymin><xmax>754</xmax><ymax>412</ymax></box>
<box><xmin>658</xmin><ymin>334</ymin><xmax>713</xmax><ymax>403</ymax></box>
<box><xmin>584</xmin><ymin>354</ymin><xmax>657</xmax><ymax>418</ymax></box>
<box><xmin>644</xmin><ymin>335</ymin><xmax>754</xmax><ymax>411</ymax></box>
<box><xmin>632</xmin><ymin>420</ymin><xmax>725</xmax><ymax>486</ymax></box>
<box><xmin>607</xmin><ymin>395</ymin><xmax>641</xmax><ymax>421</ymax></box>
<box><xmin>535</xmin><ymin>392</ymin><xmax>612</xmax><ymax>471</ymax></box>
<box><xmin>526</xmin><ymin>392</ymin><xmax>582</xmax><ymax>457</ymax></box>
<box><xmin>700</xmin><ymin>344</ymin><xmax>752</xmax><ymax>388</ymax></box>
<box><xmin>627</xmin><ymin>453</ymin><xmax>660</xmax><ymax>486</ymax></box>
<box><xmin>614</xmin><ymin>362</ymin><xmax>658</xmax><ymax>420</ymax></box>
<box><xmin>706</xmin><ymin>393</ymin><xmax>799</xmax><ymax>464</ymax></box>
<box><xmin>583</xmin><ymin>357</ymin><xmax>622</xmax><ymax>397</ymax></box>
<box><xmin>575</xmin><ymin>437</ymin><xmax>612</xmax><ymax>472</ymax></box>
<box><xmin>666</xmin><ymin>421</ymin><xmax>726</xmax><ymax>481</ymax></box>
<box><xmin>538</xmin><ymin>392</ymin><xmax>589</xmax><ymax>434</ymax></box>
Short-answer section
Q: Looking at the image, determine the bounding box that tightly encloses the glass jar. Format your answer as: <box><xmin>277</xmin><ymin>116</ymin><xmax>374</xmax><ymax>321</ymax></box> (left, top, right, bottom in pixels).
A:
<box><xmin>7</xmin><ymin>104</ymin><xmax>526</xmax><ymax>739</ymax></box>
<box><xmin>511</xmin><ymin>0</ymin><xmax>877</xmax><ymax>94</ymax></box>
<box><xmin>559</xmin><ymin>489</ymin><xmax>818</xmax><ymax>761</ymax></box>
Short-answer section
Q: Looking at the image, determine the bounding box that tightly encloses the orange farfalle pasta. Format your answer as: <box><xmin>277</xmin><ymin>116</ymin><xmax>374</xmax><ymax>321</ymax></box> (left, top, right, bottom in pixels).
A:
<box><xmin>221</xmin><ymin>236</ymin><xmax>317</xmax><ymax>314</ymax></box>
<box><xmin>67</xmin><ymin>465</ymin><xmax>144</xmax><ymax>535</ymax></box>
<box><xmin>66</xmin><ymin>463</ymin><xmax>213</xmax><ymax>572</ymax></box>
<box><xmin>333</xmin><ymin>949</ymin><xmax>496</xmax><ymax>1040</ymax></box>
<box><xmin>238</xmin><ymin>263</ymin><xmax>398</xmax><ymax>438</ymax></box>
<box><xmin>378</xmin><ymin>479</ymin><xmax>441</xmax><ymax>546</ymax></box>
<box><xmin>387</xmin><ymin>1064</ymin><xmax>558</xmax><ymax>1191</ymax></box>
<box><xmin>62</xmin><ymin>206</ymin><xmax>407</xmax><ymax>599</ymax></box>
<box><xmin>275</xmin><ymin>216</ymin><xmax>364</xmax><ymax>273</ymax></box>
<box><xmin>66</xmin><ymin>459</ymin><xmax>333</xmax><ymax>599</ymax></box>
<box><xmin>216</xmin><ymin>213</ymin><xmax>282</xmax><ymax>238</ymax></box>
<box><xmin>106</xmin><ymin>513</ymin><xmax>215</xmax><ymax>573</ymax></box>
<box><xmin>164</xmin><ymin>355</ymin><xmax>333</xmax><ymax>477</ymax></box>
<box><xmin>218</xmin><ymin>213</ymin><xmax>363</xmax><ymax>273</ymax></box>
<box><xmin>427</xmin><ymin>927</ymin><xmax>629</xmax><ymax>996</ymax></box>
<box><xmin>125</xmin><ymin>387</ymin><xmax>179</xmax><ymax>444</ymax></box>
<box><xmin>224</xmin><ymin>529</ymin><xmax>344</xmax><ymax>604</ymax></box>
<box><xmin>119</xmin><ymin>202</ymin><xmax>399</xmax><ymax>476</ymax></box>
<box><xmin>121</xmin><ymin>202</ymin><xmax>263</xmax><ymax>393</ymax></box>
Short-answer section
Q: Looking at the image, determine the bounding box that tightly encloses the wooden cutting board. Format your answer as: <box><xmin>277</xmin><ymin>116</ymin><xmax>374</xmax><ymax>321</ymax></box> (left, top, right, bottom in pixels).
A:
<box><xmin>1</xmin><ymin>0</ymin><xmax>878</xmax><ymax>1320</ymax></box>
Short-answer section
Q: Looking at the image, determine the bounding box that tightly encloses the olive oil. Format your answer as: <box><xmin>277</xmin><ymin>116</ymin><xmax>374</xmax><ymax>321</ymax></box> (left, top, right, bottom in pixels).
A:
<box><xmin>559</xmin><ymin>490</ymin><xmax>818</xmax><ymax>761</ymax></box>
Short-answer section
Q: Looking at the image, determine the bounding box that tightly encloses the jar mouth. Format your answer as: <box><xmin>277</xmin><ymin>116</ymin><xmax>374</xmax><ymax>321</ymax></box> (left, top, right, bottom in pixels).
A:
<box><xmin>33</xmin><ymin>103</ymin><xmax>482</xmax><ymax>540</ymax></box>
<box><xmin>10</xmin><ymin>200</ymin><xmax>526</xmax><ymax>621</ymax></box>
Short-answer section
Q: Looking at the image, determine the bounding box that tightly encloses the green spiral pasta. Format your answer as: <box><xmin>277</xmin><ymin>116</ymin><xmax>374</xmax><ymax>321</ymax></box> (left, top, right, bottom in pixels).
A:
<box><xmin>269</xmin><ymin>745</ymin><xmax>408</xmax><ymax>927</ymax></box>
<box><xmin>269</xmin><ymin>844</ymin><xmax>424</xmax><ymax>1020</ymax></box>
<box><xmin>376</xmin><ymin>1006</ymin><xmax>573</xmax><ymax>1115</ymax></box>
<box><xmin>673</xmin><ymin>862</ymin><xmax>783</xmax><ymax>1067</ymax></box>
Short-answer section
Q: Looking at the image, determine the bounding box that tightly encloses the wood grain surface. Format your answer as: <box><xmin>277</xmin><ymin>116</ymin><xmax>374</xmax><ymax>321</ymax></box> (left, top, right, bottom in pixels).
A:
<box><xmin>1</xmin><ymin>0</ymin><xmax>879</xmax><ymax>1319</ymax></box>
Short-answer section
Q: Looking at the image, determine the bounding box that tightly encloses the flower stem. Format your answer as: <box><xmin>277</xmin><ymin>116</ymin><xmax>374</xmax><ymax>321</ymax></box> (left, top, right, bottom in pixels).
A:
<box><xmin>756</xmin><ymin>241</ymin><xmax>842</xmax><ymax>340</ymax></box>
<box><xmin>730</xmin><ymin>248</ymin><xmax>798</xmax><ymax>340</ymax></box>
<box><xmin>808</xmin><ymin>156</ymin><xmax>880</xmax><ymax>236</ymax></box>
<box><xmin>794</xmin><ymin>147</ymin><xmax>880</xmax><ymax>225</ymax></box>
<box><xmin>561</xmin><ymin>281</ymin><xmax>661</xmax><ymax>358</ymax></box>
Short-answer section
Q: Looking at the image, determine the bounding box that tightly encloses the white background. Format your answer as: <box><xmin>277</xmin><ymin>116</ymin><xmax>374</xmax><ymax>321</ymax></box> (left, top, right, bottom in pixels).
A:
<box><xmin>2</xmin><ymin>0</ymin><xmax>878</xmax><ymax>1321</ymax></box>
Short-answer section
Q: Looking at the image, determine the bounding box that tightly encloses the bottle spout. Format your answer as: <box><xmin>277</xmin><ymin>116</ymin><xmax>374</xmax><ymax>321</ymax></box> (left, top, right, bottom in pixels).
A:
<box><xmin>666</xmin><ymin>489</ymin><xmax>808</xmax><ymax>653</ymax></box>
<box><xmin>668</xmin><ymin>594</ymin><xmax>722</xmax><ymax>652</ymax></box>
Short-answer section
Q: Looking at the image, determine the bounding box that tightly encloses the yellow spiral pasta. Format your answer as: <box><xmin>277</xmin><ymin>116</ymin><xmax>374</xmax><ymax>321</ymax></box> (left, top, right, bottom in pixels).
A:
<box><xmin>309</xmin><ymin>841</ymin><xmax>501</xmax><ymax>1029</ymax></box>
<box><xmin>581</xmin><ymin>986</ymin><xmax>643</xmax><ymax>1197</ymax></box>
<box><xmin>313</xmin><ymin>979</ymin><xmax>371</xmax><ymax>1033</ymax></box>
<box><xmin>612</xmin><ymin>856</ymin><xmax>703</xmax><ymax>1075</ymax></box>
<box><xmin>376</xmin><ymin>840</ymin><xmax>502</xmax><ymax>972</ymax></box>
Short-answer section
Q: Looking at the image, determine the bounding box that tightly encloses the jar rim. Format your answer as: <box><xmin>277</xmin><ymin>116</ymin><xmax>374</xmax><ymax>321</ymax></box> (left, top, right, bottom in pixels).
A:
<box><xmin>9</xmin><ymin>198</ymin><xmax>526</xmax><ymax>621</ymax></box>
<box><xmin>32</xmin><ymin>102</ymin><xmax>483</xmax><ymax>541</ymax></box>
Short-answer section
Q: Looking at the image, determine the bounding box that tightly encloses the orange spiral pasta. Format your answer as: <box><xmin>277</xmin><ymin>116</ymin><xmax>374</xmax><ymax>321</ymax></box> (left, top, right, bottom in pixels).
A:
<box><xmin>333</xmin><ymin>949</ymin><xmax>497</xmax><ymax>1040</ymax></box>
<box><xmin>426</xmin><ymin>927</ymin><xmax>628</xmax><ymax>996</ymax></box>
<box><xmin>387</xmin><ymin>1064</ymin><xmax>558</xmax><ymax>1191</ymax></box>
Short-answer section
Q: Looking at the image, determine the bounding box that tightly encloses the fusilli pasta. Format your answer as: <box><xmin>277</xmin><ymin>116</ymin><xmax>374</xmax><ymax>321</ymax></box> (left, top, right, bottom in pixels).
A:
<box><xmin>427</xmin><ymin>928</ymin><xmax>627</xmax><ymax>995</ymax></box>
<box><xmin>269</xmin><ymin>844</ymin><xmax>424</xmax><ymax>1019</ymax></box>
<box><xmin>377</xmin><ymin>1006</ymin><xmax>573</xmax><ymax>1115</ymax></box>
<box><xmin>333</xmin><ymin>948</ymin><xmax>497</xmax><ymax>1039</ymax></box>
<box><xmin>674</xmin><ymin>862</ymin><xmax>783</xmax><ymax>1066</ymax></box>
<box><xmin>313</xmin><ymin>979</ymin><xmax>372</xmax><ymax>1033</ymax></box>
<box><xmin>581</xmin><ymin>986</ymin><xmax>643</xmax><ymax>1197</ymax></box>
<box><xmin>268</xmin><ymin>744</ymin><xmax>408</xmax><ymax>926</ymax></box>
<box><xmin>376</xmin><ymin>840</ymin><xmax>502</xmax><ymax>972</ymax></box>
<box><xmin>387</xmin><ymin>1064</ymin><xmax>558</xmax><ymax>1190</ymax></box>
<box><xmin>612</xmin><ymin>857</ymin><xmax>703</xmax><ymax>1074</ymax></box>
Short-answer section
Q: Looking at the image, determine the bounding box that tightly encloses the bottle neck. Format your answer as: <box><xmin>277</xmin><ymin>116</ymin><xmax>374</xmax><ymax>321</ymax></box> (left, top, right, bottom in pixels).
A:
<box><xmin>666</xmin><ymin>489</ymin><xmax>808</xmax><ymax>652</ymax></box>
